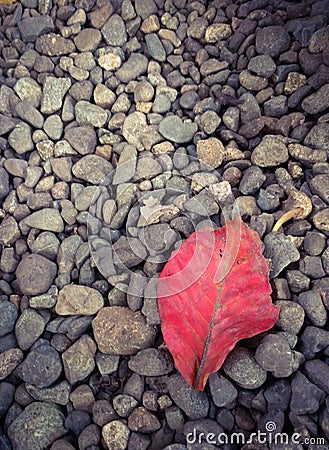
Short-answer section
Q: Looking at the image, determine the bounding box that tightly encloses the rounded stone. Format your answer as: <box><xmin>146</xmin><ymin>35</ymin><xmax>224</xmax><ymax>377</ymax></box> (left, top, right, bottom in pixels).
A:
<box><xmin>92</xmin><ymin>306</ymin><xmax>157</xmax><ymax>355</ymax></box>
<box><xmin>255</xmin><ymin>26</ymin><xmax>290</xmax><ymax>58</ymax></box>
<box><xmin>56</xmin><ymin>285</ymin><xmax>104</xmax><ymax>316</ymax></box>
<box><xmin>196</xmin><ymin>137</ymin><xmax>225</xmax><ymax>168</ymax></box>
<box><xmin>16</xmin><ymin>254</ymin><xmax>57</xmax><ymax>295</ymax></box>
<box><xmin>251</xmin><ymin>136</ymin><xmax>289</xmax><ymax>167</ymax></box>
<box><xmin>223</xmin><ymin>347</ymin><xmax>267</xmax><ymax>389</ymax></box>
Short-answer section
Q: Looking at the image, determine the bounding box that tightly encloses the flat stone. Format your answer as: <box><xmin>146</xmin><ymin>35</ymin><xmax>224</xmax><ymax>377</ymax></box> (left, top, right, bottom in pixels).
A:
<box><xmin>128</xmin><ymin>407</ymin><xmax>161</xmax><ymax>432</ymax></box>
<box><xmin>239</xmin><ymin>70</ymin><xmax>268</xmax><ymax>90</ymax></box>
<box><xmin>223</xmin><ymin>347</ymin><xmax>267</xmax><ymax>389</ymax></box>
<box><xmin>64</xmin><ymin>125</ymin><xmax>96</xmax><ymax>155</ymax></box>
<box><xmin>122</xmin><ymin>111</ymin><xmax>147</xmax><ymax>150</ymax></box>
<box><xmin>0</xmin><ymin>215</ymin><xmax>20</xmax><ymax>246</ymax></box>
<box><xmin>304</xmin><ymin>359</ymin><xmax>329</xmax><ymax>394</ymax></box>
<box><xmin>15</xmin><ymin>101</ymin><xmax>44</xmax><ymax>128</ymax></box>
<box><xmin>116</xmin><ymin>53</ymin><xmax>148</xmax><ymax>83</ymax></box>
<box><xmin>8</xmin><ymin>123</ymin><xmax>33</xmax><ymax>154</ymax></box>
<box><xmin>208</xmin><ymin>373</ymin><xmax>237</xmax><ymax>407</ymax></box>
<box><xmin>168</xmin><ymin>374</ymin><xmax>209</xmax><ymax>419</ymax></box>
<box><xmin>0</xmin><ymin>167</ymin><xmax>9</xmax><ymax>198</ymax></box>
<box><xmin>35</xmin><ymin>33</ymin><xmax>75</xmax><ymax>56</ymax></box>
<box><xmin>305</xmin><ymin>123</ymin><xmax>329</xmax><ymax>152</ymax></box>
<box><xmin>21</xmin><ymin>208</ymin><xmax>64</xmax><ymax>232</ymax></box>
<box><xmin>72</xmin><ymin>155</ymin><xmax>113</xmax><ymax>184</ymax></box>
<box><xmin>18</xmin><ymin>16</ymin><xmax>54</xmax><ymax>43</ymax></box>
<box><xmin>298</xmin><ymin>290</ymin><xmax>327</xmax><ymax>326</ymax></box>
<box><xmin>75</xmin><ymin>101</ymin><xmax>108</xmax><ymax>127</ymax></box>
<box><xmin>136</xmin><ymin>156</ymin><xmax>162</xmax><ymax>180</ymax></box>
<box><xmin>302</xmin><ymin>83</ymin><xmax>329</xmax><ymax>114</ymax></box>
<box><xmin>288</xmin><ymin>143</ymin><xmax>327</xmax><ymax>164</ymax></box>
<box><xmin>8</xmin><ymin>402</ymin><xmax>65</xmax><ymax>450</ymax></box>
<box><xmin>14</xmin><ymin>78</ymin><xmax>42</xmax><ymax>108</ymax></box>
<box><xmin>56</xmin><ymin>285</ymin><xmax>104</xmax><ymax>315</ymax></box>
<box><xmin>248</xmin><ymin>55</ymin><xmax>276</xmax><ymax>78</ymax></box>
<box><xmin>290</xmin><ymin>371</ymin><xmax>325</xmax><ymax>414</ymax></box>
<box><xmin>0</xmin><ymin>300</ymin><xmax>18</xmax><ymax>337</ymax></box>
<box><xmin>264</xmin><ymin>232</ymin><xmax>300</xmax><ymax>278</ymax></box>
<box><xmin>102</xmin><ymin>420</ymin><xmax>130</xmax><ymax>450</ymax></box>
<box><xmin>255</xmin><ymin>334</ymin><xmax>295</xmax><ymax>377</ymax></box>
<box><xmin>25</xmin><ymin>381</ymin><xmax>71</xmax><ymax>405</ymax></box>
<box><xmin>255</xmin><ymin>25</ymin><xmax>290</xmax><ymax>57</ymax></box>
<box><xmin>41</xmin><ymin>77</ymin><xmax>71</xmax><ymax>114</ymax></box>
<box><xmin>15</xmin><ymin>309</ymin><xmax>46</xmax><ymax>351</ymax></box>
<box><xmin>62</xmin><ymin>335</ymin><xmax>96</xmax><ymax>385</ymax></box>
<box><xmin>128</xmin><ymin>348</ymin><xmax>174</xmax><ymax>376</ymax></box>
<box><xmin>159</xmin><ymin>116</ymin><xmax>197</xmax><ymax>144</ymax></box>
<box><xmin>92</xmin><ymin>306</ymin><xmax>156</xmax><ymax>355</ymax></box>
<box><xmin>17</xmin><ymin>341</ymin><xmax>62</xmax><ymax>388</ymax></box>
<box><xmin>101</xmin><ymin>14</ymin><xmax>127</xmax><ymax>46</ymax></box>
<box><xmin>205</xmin><ymin>23</ymin><xmax>232</xmax><ymax>42</ymax></box>
<box><xmin>113</xmin><ymin>144</ymin><xmax>137</xmax><ymax>185</ymax></box>
<box><xmin>16</xmin><ymin>254</ymin><xmax>57</xmax><ymax>296</ymax></box>
<box><xmin>309</xmin><ymin>174</ymin><xmax>329</xmax><ymax>203</ymax></box>
<box><xmin>275</xmin><ymin>300</ymin><xmax>305</xmax><ymax>335</ymax></box>
<box><xmin>145</xmin><ymin>33</ymin><xmax>166</xmax><ymax>62</ymax></box>
<box><xmin>0</xmin><ymin>348</ymin><xmax>23</xmax><ymax>380</ymax></box>
<box><xmin>251</xmin><ymin>136</ymin><xmax>289</xmax><ymax>167</ymax></box>
<box><xmin>74</xmin><ymin>28</ymin><xmax>102</xmax><ymax>52</ymax></box>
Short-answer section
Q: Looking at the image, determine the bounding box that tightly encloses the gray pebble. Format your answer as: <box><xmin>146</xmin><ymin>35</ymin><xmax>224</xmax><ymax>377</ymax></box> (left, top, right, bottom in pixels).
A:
<box><xmin>0</xmin><ymin>300</ymin><xmax>18</xmax><ymax>337</ymax></box>
<box><xmin>208</xmin><ymin>373</ymin><xmax>237</xmax><ymax>407</ymax></box>
<box><xmin>264</xmin><ymin>232</ymin><xmax>300</xmax><ymax>278</ymax></box>
<box><xmin>15</xmin><ymin>308</ymin><xmax>46</xmax><ymax>351</ymax></box>
<box><xmin>223</xmin><ymin>347</ymin><xmax>267</xmax><ymax>389</ymax></box>
<box><xmin>239</xmin><ymin>166</ymin><xmax>266</xmax><ymax>195</ymax></box>
<box><xmin>255</xmin><ymin>334</ymin><xmax>296</xmax><ymax>377</ymax></box>
<box><xmin>159</xmin><ymin>116</ymin><xmax>198</xmax><ymax>144</ymax></box>
<box><xmin>290</xmin><ymin>371</ymin><xmax>325</xmax><ymax>415</ymax></box>
<box><xmin>128</xmin><ymin>348</ymin><xmax>174</xmax><ymax>376</ymax></box>
<box><xmin>17</xmin><ymin>341</ymin><xmax>62</xmax><ymax>388</ymax></box>
<box><xmin>168</xmin><ymin>374</ymin><xmax>209</xmax><ymax>420</ymax></box>
<box><xmin>8</xmin><ymin>402</ymin><xmax>65</xmax><ymax>450</ymax></box>
<box><xmin>16</xmin><ymin>254</ymin><xmax>57</xmax><ymax>296</ymax></box>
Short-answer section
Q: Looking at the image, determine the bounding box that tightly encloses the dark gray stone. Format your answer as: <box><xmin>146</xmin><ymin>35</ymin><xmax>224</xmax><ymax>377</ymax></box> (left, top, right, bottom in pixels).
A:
<box><xmin>290</xmin><ymin>371</ymin><xmax>325</xmax><ymax>414</ymax></box>
<box><xmin>208</xmin><ymin>373</ymin><xmax>237</xmax><ymax>407</ymax></box>
<box><xmin>18</xmin><ymin>16</ymin><xmax>54</xmax><ymax>42</ymax></box>
<box><xmin>297</xmin><ymin>290</ymin><xmax>327</xmax><ymax>326</ymax></box>
<box><xmin>255</xmin><ymin>26</ymin><xmax>290</xmax><ymax>58</ymax></box>
<box><xmin>264</xmin><ymin>232</ymin><xmax>300</xmax><ymax>278</ymax></box>
<box><xmin>304</xmin><ymin>359</ymin><xmax>329</xmax><ymax>394</ymax></box>
<box><xmin>299</xmin><ymin>326</ymin><xmax>329</xmax><ymax>359</ymax></box>
<box><xmin>239</xmin><ymin>166</ymin><xmax>266</xmax><ymax>195</ymax></box>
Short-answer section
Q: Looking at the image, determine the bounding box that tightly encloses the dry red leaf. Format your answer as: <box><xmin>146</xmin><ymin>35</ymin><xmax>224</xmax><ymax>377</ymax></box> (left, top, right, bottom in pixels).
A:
<box><xmin>157</xmin><ymin>216</ymin><xmax>279</xmax><ymax>391</ymax></box>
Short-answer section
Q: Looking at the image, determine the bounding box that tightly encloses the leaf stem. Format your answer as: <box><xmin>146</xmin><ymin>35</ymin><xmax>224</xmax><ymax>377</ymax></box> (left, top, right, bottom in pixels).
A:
<box><xmin>272</xmin><ymin>207</ymin><xmax>303</xmax><ymax>232</ymax></box>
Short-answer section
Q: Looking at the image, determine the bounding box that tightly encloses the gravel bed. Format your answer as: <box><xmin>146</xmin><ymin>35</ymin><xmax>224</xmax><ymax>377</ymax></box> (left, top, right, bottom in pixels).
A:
<box><xmin>0</xmin><ymin>0</ymin><xmax>329</xmax><ymax>449</ymax></box>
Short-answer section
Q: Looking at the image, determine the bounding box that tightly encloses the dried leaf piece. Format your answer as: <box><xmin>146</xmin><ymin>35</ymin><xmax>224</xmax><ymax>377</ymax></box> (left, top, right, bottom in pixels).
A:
<box><xmin>157</xmin><ymin>216</ymin><xmax>279</xmax><ymax>391</ymax></box>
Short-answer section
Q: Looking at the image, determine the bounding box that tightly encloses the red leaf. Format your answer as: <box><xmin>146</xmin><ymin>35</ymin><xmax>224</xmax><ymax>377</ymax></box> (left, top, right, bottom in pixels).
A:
<box><xmin>157</xmin><ymin>216</ymin><xmax>279</xmax><ymax>391</ymax></box>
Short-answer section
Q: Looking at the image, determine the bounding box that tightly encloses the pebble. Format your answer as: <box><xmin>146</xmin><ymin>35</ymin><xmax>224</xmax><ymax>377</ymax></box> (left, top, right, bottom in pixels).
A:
<box><xmin>128</xmin><ymin>348</ymin><xmax>174</xmax><ymax>376</ymax></box>
<box><xmin>313</xmin><ymin>208</ymin><xmax>329</xmax><ymax>234</ymax></box>
<box><xmin>251</xmin><ymin>136</ymin><xmax>289</xmax><ymax>167</ymax></box>
<box><xmin>304</xmin><ymin>359</ymin><xmax>329</xmax><ymax>394</ymax></box>
<box><xmin>309</xmin><ymin>174</ymin><xmax>329</xmax><ymax>204</ymax></box>
<box><xmin>7</xmin><ymin>402</ymin><xmax>65</xmax><ymax>450</ymax></box>
<box><xmin>128</xmin><ymin>406</ymin><xmax>161</xmax><ymax>432</ymax></box>
<box><xmin>113</xmin><ymin>394</ymin><xmax>138</xmax><ymax>418</ymax></box>
<box><xmin>92</xmin><ymin>306</ymin><xmax>156</xmax><ymax>355</ymax></box>
<box><xmin>299</xmin><ymin>326</ymin><xmax>329</xmax><ymax>359</ymax></box>
<box><xmin>168</xmin><ymin>374</ymin><xmax>209</xmax><ymax>420</ymax></box>
<box><xmin>248</xmin><ymin>55</ymin><xmax>276</xmax><ymax>78</ymax></box>
<box><xmin>290</xmin><ymin>371</ymin><xmax>325</xmax><ymax>414</ymax></box>
<box><xmin>64</xmin><ymin>125</ymin><xmax>97</xmax><ymax>155</ymax></box>
<box><xmin>0</xmin><ymin>348</ymin><xmax>23</xmax><ymax>381</ymax></box>
<box><xmin>159</xmin><ymin>116</ymin><xmax>198</xmax><ymax>144</ymax></box>
<box><xmin>223</xmin><ymin>347</ymin><xmax>267</xmax><ymax>389</ymax></box>
<box><xmin>8</xmin><ymin>123</ymin><xmax>34</xmax><ymax>154</ymax></box>
<box><xmin>208</xmin><ymin>373</ymin><xmax>237</xmax><ymax>407</ymax></box>
<box><xmin>255</xmin><ymin>26</ymin><xmax>290</xmax><ymax>58</ymax></box>
<box><xmin>16</xmin><ymin>254</ymin><xmax>57</xmax><ymax>296</ymax></box>
<box><xmin>14</xmin><ymin>77</ymin><xmax>42</xmax><ymax>108</ymax></box>
<box><xmin>15</xmin><ymin>308</ymin><xmax>46</xmax><ymax>350</ymax></box>
<box><xmin>17</xmin><ymin>341</ymin><xmax>62</xmax><ymax>388</ymax></box>
<box><xmin>288</xmin><ymin>143</ymin><xmax>327</xmax><ymax>165</ymax></box>
<box><xmin>0</xmin><ymin>168</ymin><xmax>9</xmax><ymax>198</ymax></box>
<box><xmin>116</xmin><ymin>53</ymin><xmax>148</xmax><ymax>83</ymax></box>
<box><xmin>101</xmin><ymin>14</ymin><xmax>127</xmax><ymax>46</ymax></box>
<box><xmin>264</xmin><ymin>232</ymin><xmax>300</xmax><ymax>278</ymax></box>
<box><xmin>35</xmin><ymin>33</ymin><xmax>75</xmax><ymax>56</ymax></box>
<box><xmin>25</xmin><ymin>381</ymin><xmax>71</xmax><ymax>405</ymax></box>
<box><xmin>55</xmin><ymin>285</ymin><xmax>104</xmax><ymax>316</ymax></box>
<box><xmin>102</xmin><ymin>420</ymin><xmax>130</xmax><ymax>450</ymax></box>
<box><xmin>302</xmin><ymin>83</ymin><xmax>329</xmax><ymax>114</ymax></box>
<box><xmin>275</xmin><ymin>300</ymin><xmax>305</xmax><ymax>335</ymax></box>
<box><xmin>72</xmin><ymin>155</ymin><xmax>113</xmax><ymax>184</ymax></box>
<box><xmin>41</xmin><ymin>77</ymin><xmax>71</xmax><ymax>114</ymax></box>
<box><xmin>196</xmin><ymin>137</ymin><xmax>225</xmax><ymax>168</ymax></box>
<box><xmin>75</xmin><ymin>101</ymin><xmax>107</xmax><ymax>128</ymax></box>
<box><xmin>122</xmin><ymin>112</ymin><xmax>147</xmax><ymax>150</ymax></box>
<box><xmin>239</xmin><ymin>166</ymin><xmax>266</xmax><ymax>195</ymax></box>
<box><xmin>21</xmin><ymin>208</ymin><xmax>64</xmax><ymax>232</ymax></box>
<box><xmin>304</xmin><ymin>123</ymin><xmax>329</xmax><ymax>152</ymax></box>
<box><xmin>0</xmin><ymin>300</ymin><xmax>18</xmax><ymax>337</ymax></box>
<box><xmin>62</xmin><ymin>335</ymin><xmax>96</xmax><ymax>385</ymax></box>
<box><xmin>255</xmin><ymin>334</ymin><xmax>296</xmax><ymax>377</ymax></box>
<box><xmin>0</xmin><ymin>216</ymin><xmax>20</xmax><ymax>246</ymax></box>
